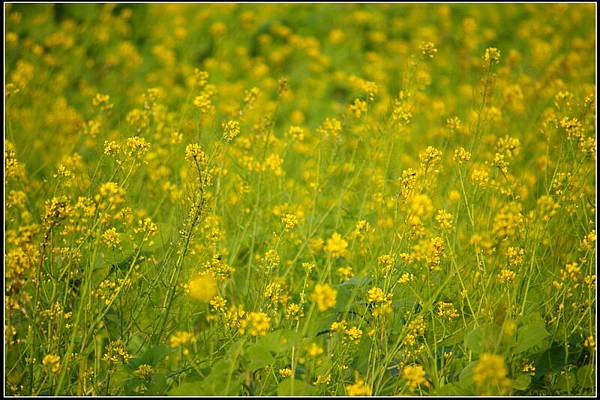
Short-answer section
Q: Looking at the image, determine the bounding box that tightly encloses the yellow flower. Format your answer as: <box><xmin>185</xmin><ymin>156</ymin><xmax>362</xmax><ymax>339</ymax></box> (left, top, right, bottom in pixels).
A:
<box><xmin>330</xmin><ymin>320</ymin><xmax>347</xmax><ymax>334</ymax></box>
<box><xmin>583</xmin><ymin>336</ymin><xmax>595</xmax><ymax>351</ymax></box>
<box><xmin>188</xmin><ymin>273</ymin><xmax>218</xmax><ymax>303</ymax></box>
<box><xmin>419</xmin><ymin>41</ymin><xmax>437</xmax><ymax>58</ymax></box>
<box><xmin>239</xmin><ymin>311</ymin><xmax>271</xmax><ymax>336</ymax></box>
<box><xmin>377</xmin><ymin>254</ymin><xmax>394</xmax><ymax>272</ymax></box>
<box><xmin>367</xmin><ymin>287</ymin><xmax>386</xmax><ymax>303</ymax></box>
<box><xmin>349</xmin><ymin>98</ymin><xmax>367</xmax><ymax>118</ymax></box>
<box><xmin>222</xmin><ymin>120</ymin><xmax>240</xmax><ymax>142</ymax></box>
<box><xmin>288</xmin><ymin>126</ymin><xmax>305</xmax><ymax>140</ymax></box>
<box><xmin>402</xmin><ymin>364</ymin><xmax>428</xmax><ymax>389</ymax></box>
<box><xmin>136</xmin><ymin>364</ymin><xmax>154</xmax><ymax>379</ymax></box>
<box><xmin>279</xmin><ymin>368</ymin><xmax>293</xmax><ymax>378</ymax></box>
<box><xmin>42</xmin><ymin>354</ymin><xmax>61</xmax><ymax>374</ymax></box>
<box><xmin>311</xmin><ymin>283</ymin><xmax>337</xmax><ymax>312</ymax></box>
<box><xmin>344</xmin><ymin>326</ymin><xmax>363</xmax><ymax>343</ymax></box>
<box><xmin>497</xmin><ymin>268</ymin><xmax>516</xmax><ymax>283</ymax></box>
<box><xmin>521</xmin><ymin>361</ymin><xmax>536</xmax><ymax>376</ymax></box>
<box><xmin>103</xmin><ymin>339</ymin><xmax>132</xmax><ymax>363</ymax></box>
<box><xmin>436</xmin><ymin>301</ymin><xmax>459</xmax><ymax>320</ymax></box>
<box><xmin>317</xmin><ymin>117</ymin><xmax>342</xmax><ymax>137</ymax></box>
<box><xmin>125</xmin><ymin>136</ymin><xmax>150</xmax><ymax>158</ymax></box>
<box><xmin>102</xmin><ymin>228</ymin><xmax>121</xmax><ymax>249</ymax></box>
<box><xmin>446</xmin><ymin>116</ymin><xmax>462</xmax><ymax>131</ymax></box>
<box><xmin>315</xmin><ymin>374</ymin><xmax>332</xmax><ymax>385</ymax></box>
<box><xmin>286</xmin><ymin>303</ymin><xmax>304</xmax><ymax>320</ymax></box>
<box><xmin>307</xmin><ymin>342</ymin><xmax>324</xmax><ymax>357</ymax></box>
<box><xmin>473</xmin><ymin>353</ymin><xmax>511</xmax><ymax>395</ymax></box>
<box><xmin>281</xmin><ymin>213</ymin><xmax>298</xmax><ymax>232</ymax></box>
<box><xmin>483</xmin><ymin>47</ymin><xmax>501</xmax><ymax>67</ymax></box>
<box><xmin>435</xmin><ymin>209</ymin><xmax>453</xmax><ymax>229</ymax></box>
<box><xmin>264</xmin><ymin>153</ymin><xmax>284</xmax><ymax>176</ymax></box>
<box><xmin>92</xmin><ymin>93</ymin><xmax>112</xmax><ymax>110</ymax></box>
<box><xmin>398</xmin><ymin>272</ymin><xmax>414</xmax><ymax>284</ymax></box>
<box><xmin>325</xmin><ymin>232</ymin><xmax>348</xmax><ymax>258</ymax></box>
<box><xmin>367</xmin><ymin>287</ymin><xmax>393</xmax><ymax>317</ymax></box>
<box><xmin>185</xmin><ymin>143</ymin><xmax>207</xmax><ymax>165</ymax></box>
<box><xmin>408</xmin><ymin>193</ymin><xmax>433</xmax><ymax>219</ymax></box>
<box><xmin>169</xmin><ymin>331</ymin><xmax>196</xmax><ymax>348</ymax></box>
<box><xmin>346</xmin><ymin>374</ymin><xmax>372</xmax><ymax>396</ymax></box>
<box><xmin>337</xmin><ymin>266</ymin><xmax>353</xmax><ymax>281</ymax></box>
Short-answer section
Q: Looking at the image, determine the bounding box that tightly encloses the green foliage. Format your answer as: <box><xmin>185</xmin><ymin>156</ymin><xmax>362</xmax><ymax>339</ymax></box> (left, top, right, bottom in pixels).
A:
<box><xmin>4</xmin><ymin>2</ymin><xmax>596</xmax><ymax>396</ymax></box>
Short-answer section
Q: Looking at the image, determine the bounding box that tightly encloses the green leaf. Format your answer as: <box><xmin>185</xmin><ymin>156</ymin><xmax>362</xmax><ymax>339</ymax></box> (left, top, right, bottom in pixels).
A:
<box><xmin>351</xmin><ymin>335</ymin><xmax>371</xmax><ymax>374</ymax></box>
<box><xmin>464</xmin><ymin>324</ymin><xmax>496</xmax><ymax>354</ymax></box>
<box><xmin>110</xmin><ymin>364</ymin><xmax>131</xmax><ymax>391</ymax></box>
<box><xmin>277</xmin><ymin>378</ymin><xmax>317</xmax><ymax>396</ymax></box>
<box><xmin>514</xmin><ymin>313</ymin><xmax>550</xmax><ymax>354</ymax></box>
<box><xmin>458</xmin><ymin>361</ymin><xmax>478</xmax><ymax>385</ymax></box>
<box><xmin>168</xmin><ymin>380</ymin><xmax>207</xmax><ymax>396</ymax></box>
<box><xmin>245</xmin><ymin>343</ymin><xmax>274</xmax><ymax>370</ymax></box>
<box><xmin>440</xmin><ymin>328</ymin><xmax>465</xmax><ymax>347</ymax></box>
<box><xmin>512</xmin><ymin>374</ymin><xmax>531</xmax><ymax>391</ymax></box>
<box><xmin>168</xmin><ymin>358</ymin><xmax>241</xmax><ymax>395</ymax></box>
<box><xmin>435</xmin><ymin>382</ymin><xmax>473</xmax><ymax>396</ymax></box>
<box><xmin>576</xmin><ymin>364</ymin><xmax>594</xmax><ymax>389</ymax></box>
<box><xmin>336</xmin><ymin>274</ymin><xmax>369</xmax><ymax>288</ymax></box>
<box><xmin>265</xmin><ymin>329</ymin><xmax>303</xmax><ymax>354</ymax></box>
<box><xmin>130</xmin><ymin>344</ymin><xmax>169</xmax><ymax>369</ymax></box>
<box><xmin>147</xmin><ymin>373</ymin><xmax>168</xmax><ymax>395</ymax></box>
<box><xmin>223</xmin><ymin>338</ymin><xmax>246</xmax><ymax>360</ymax></box>
<box><xmin>554</xmin><ymin>370</ymin><xmax>576</xmax><ymax>393</ymax></box>
<box><xmin>533</xmin><ymin>343</ymin><xmax>567</xmax><ymax>377</ymax></box>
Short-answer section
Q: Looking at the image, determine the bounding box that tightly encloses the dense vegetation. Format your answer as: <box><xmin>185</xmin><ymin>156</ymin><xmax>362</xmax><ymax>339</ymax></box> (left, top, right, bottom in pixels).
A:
<box><xmin>4</xmin><ymin>3</ymin><xmax>596</xmax><ymax>396</ymax></box>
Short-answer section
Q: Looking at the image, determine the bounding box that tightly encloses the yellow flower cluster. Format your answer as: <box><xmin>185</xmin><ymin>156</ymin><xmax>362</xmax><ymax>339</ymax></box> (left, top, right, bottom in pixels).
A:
<box><xmin>311</xmin><ymin>283</ymin><xmax>337</xmax><ymax>312</ymax></box>
<box><xmin>473</xmin><ymin>353</ymin><xmax>511</xmax><ymax>395</ymax></box>
<box><xmin>188</xmin><ymin>273</ymin><xmax>218</xmax><ymax>302</ymax></box>
<box><xmin>222</xmin><ymin>120</ymin><xmax>240</xmax><ymax>142</ymax></box>
<box><xmin>402</xmin><ymin>365</ymin><xmax>428</xmax><ymax>390</ymax></box>
<box><xmin>42</xmin><ymin>354</ymin><xmax>61</xmax><ymax>374</ymax></box>
<box><xmin>169</xmin><ymin>331</ymin><xmax>196</xmax><ymax>354</ymax></box>
<box><xmin>239</xmin><ymin>311</ymin><xmax>271</xmax><ymax>336</ymax></box>
<box><xmin>367</xmin><ymin>287</ymin><xmax>393</xmax><ymax>317</ymax></box>
<box><xmin>324</xmin><ymin>232</ymin><xmax>348</xmax><ymax>258</ymax></box>
<box><xmin>103</xmin><ymin>339</ymin><xmax>133</xmax><ymax>364</ymax></box>
<box><xmin>345</xmin><ymin>374</ymin><xmax>372</xmax><ymax>396</ymax></box>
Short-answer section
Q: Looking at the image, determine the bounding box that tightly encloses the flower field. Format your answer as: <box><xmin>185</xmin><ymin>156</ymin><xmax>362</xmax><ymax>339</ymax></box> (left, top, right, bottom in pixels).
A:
<box><xmin>4</xmin><ymin>3</ymin><xmax>597</xmax><ymax>396</ymax></box>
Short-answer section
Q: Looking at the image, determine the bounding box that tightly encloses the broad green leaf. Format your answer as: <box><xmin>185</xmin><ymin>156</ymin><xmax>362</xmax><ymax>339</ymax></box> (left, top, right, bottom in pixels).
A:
<box><xmin>554</xmin><ymin>370</ymin><xmax>576</xmax><ymax>393</ymax></box>
<box><xmin>435</xmin><ymin>382</ymin><xmax>473</xmax><ymax>396</ymax></box>
<box><xmin>169</xmin><ymin>359</ymin><xmax>241</xmax><ymax>395</ymax></box>
<box><xmin>576</xmin><ymin>364</ymin><xmax>594</xmax><ymax>389</ymax></box>
<box><xmin>336</xmin><ymin>274</ymin><xmax>369</xmax><ymax>288</ymax></box>
<box><xmin>458</xmin><ymin>361</ymin><xmax>478</xmax><ymax>385</ymax></box>
<box><xmin>464</xmin><ymin>324</ymin><xmax>496</xmax><ymax>354</ymax></box>
<box><xmin>147</xmin><ymin>373</ymin><xmax>168</xmax><ymax>395</ymax></box>
<box><xmin>514</xmin><ymin>313</ymin><xmax>550</xmax><ymax>354</ymax></box>
<box><xmin>245</xmin><ymin>343</ymin><xmax>274</xmax><ymax>370</ymax></box>
<box><xmin>110</xmin><ymin>364</ymin><xmax>132</xmax><ymax>391</ymax></box>
<box><xmin>512</xmin><ymin>374</ymin><xmax>531</xmax><ymax>391</ymax></box>
<box><xmin>130</xmin><ymin>344</ymin><xmax>169</xmax><ymax>369</ymax></box>
<box><xmin>250</xmin><ymin>329</ymin><xmax>303</xmax><ymax>358</ymax></box>
<box><xmin>351</xmin><ymin>334</ymin><xmax>371</xmax><ymax>374</ymax></box>
<box><xmin>224</xmin><ymin>338</ymin><xmax>246</xmax><ymax>360</ymax></box>
<box><xmin>440</xmin><ymin>328</ymin><xmax>465</xmax><ymax>346</ymax></box>
<box><xmin>168</xmin><ymin>380</ymin><xmax>207</xmax><ymax>396</ymax></box>
<box><xmin>533</xmin><ymin>343</ymin><xmax>568</xmax><ymax>377</ymax></box>
<box><xmin>254</xmin><ymin>330</ymin><xmax>282</xmax><ymax>351</ymax></box>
